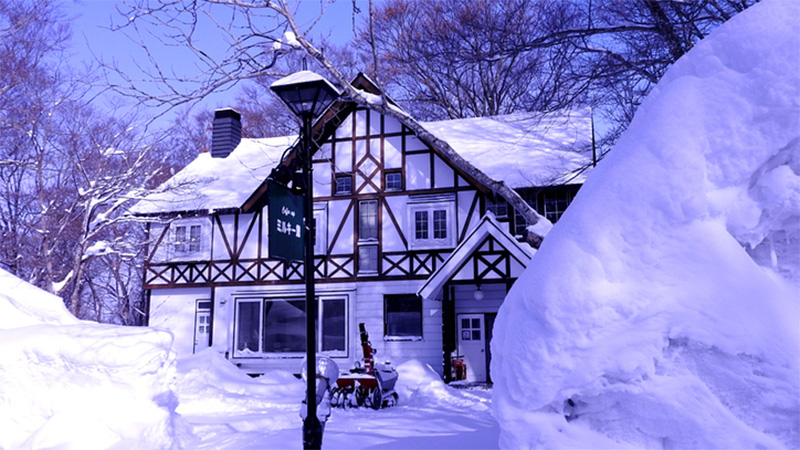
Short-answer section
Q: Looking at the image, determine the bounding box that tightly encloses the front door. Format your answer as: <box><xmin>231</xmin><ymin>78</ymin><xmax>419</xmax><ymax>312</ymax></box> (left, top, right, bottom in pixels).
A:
<box><xmin>457</xmin><ymin>314</ymin><xmax>486</xmax><ymax>382</ymax></box>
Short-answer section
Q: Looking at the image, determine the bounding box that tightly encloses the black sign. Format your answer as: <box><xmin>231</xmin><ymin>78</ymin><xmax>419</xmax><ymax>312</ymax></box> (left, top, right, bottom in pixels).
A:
<box><xmin>268</xmin><ymin>179</ymin><xmax>304</xmax><ymax>262</ymax></box>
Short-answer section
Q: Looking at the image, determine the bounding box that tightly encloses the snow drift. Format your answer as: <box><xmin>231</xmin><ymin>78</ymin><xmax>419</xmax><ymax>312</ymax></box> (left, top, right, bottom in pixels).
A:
<box><xmin>492</xmin><ymin>1</ymin><xmax>800</xmax><ymax>449</ymax></box>
<box><xmin>0</xmin><ymin>269</ymin><xmax>181</xmax><ymax>449</ymax></box>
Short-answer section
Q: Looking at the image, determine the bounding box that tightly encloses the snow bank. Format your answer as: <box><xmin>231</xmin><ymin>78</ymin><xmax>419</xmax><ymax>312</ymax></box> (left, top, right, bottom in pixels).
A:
<box><xmin>175</xmin><ymin>348</ymin><xmax>303</xmax><ymax>417</ymax></box>
<box><xmin>493</xmin><ymin>1</ymin><xmax>800</xmax><ymax>449</ymax></box>
<box><xmin>0</xmin><ymin>269</ymin><xmax>182</xmax><ymax>449</ymax></box>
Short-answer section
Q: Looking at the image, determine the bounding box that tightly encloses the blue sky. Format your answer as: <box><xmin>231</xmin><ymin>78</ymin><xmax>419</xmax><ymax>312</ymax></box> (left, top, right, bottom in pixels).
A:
<box><xmin>63</xmin><ymin>0</ymin><xmax>372</xmax><ymax>127</ymax></box>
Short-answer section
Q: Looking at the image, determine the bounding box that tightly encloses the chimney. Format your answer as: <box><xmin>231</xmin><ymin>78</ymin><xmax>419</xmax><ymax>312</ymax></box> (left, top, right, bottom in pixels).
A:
<box><xmin>211</xmin><ymin>108</ymin><xmax>242</xmax><ymax>158</ymax></box>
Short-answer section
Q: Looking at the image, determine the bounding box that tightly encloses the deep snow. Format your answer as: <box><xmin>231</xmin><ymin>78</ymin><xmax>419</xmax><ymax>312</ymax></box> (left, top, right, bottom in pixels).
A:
<box><xmin>0</xmin><ymin>268</ymin><xmax>499</xmax><ymax>449</ymax></box>
<box><xmin>0</xmin><ymin>269</ymin><xmax>182</xmax><ymax>449</ymax></box>
<box><xmin>493</xmin><ymin>1</ymin><xmax>800</xmax><ymax>448</ymax></box>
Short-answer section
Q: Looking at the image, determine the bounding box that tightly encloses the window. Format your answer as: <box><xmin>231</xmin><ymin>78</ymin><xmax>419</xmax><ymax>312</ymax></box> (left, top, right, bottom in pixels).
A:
<box><xmin>513</xmin><ymin>195</ymin><xmax>538</xmax><ymax>237</ymax></box>
<box><xmin>175</xmin><ymin>224</ymin><xmax>201</xmax><ymax>253</ymax></box>
<box><xmin>384</xmin><ymin>294</ymin><xmax>422</xmax><ymax>338</ymax></box>
<box><xmin>171</xmin><ymin>220</ymin><xmax>207</xmax><ymax>259</ymax></box>
<box><xmin>358</xmin><ymin>199</ymin><xmax>378</xmax><ymax>240</ymax></box>
<box><xmin>313</xmin><ymin>207</ymin><xmax>327</xmax><ymax>255</ymax></box>
<box><xmin>358</xmin><ymin>245</ymin><xmax>378</xmax><ymax>273</ymax></box>
<box><xmin>414</xmin><ymin>211</ymin><xmax>428</xmax><ymax>240</ymax></box>
<box><xmin>358</xmin><ymin>199</ymin><xmax>379</xmax><ymax>273</ymax></box>
<box><xmin>263</xmin><ymin>298</ymin><xmax>306</xmax><ymax>353</ymax></box>
<box><xmin>543</xmin><ymin>192</ymin><xmax>572</xmax><ymax>223</ymax></box>
<box><xmin>433</xmin><ymin>210</ymin><xmax>447</xmax><ymax>239</ymax></box>
<box><xmin>385</xmin><ymin>171</ymin><xmax>402</xmax><ymax>191</ymax></box>
<box><xmin>487</xmin><ymin>198</ymin><xmax>508</xmax><ymax>219</ymax></box>
<box><xmin>236</xmin><ymin>300</ymin><xmax>261</xmax><ymax>354</ymax></box>
<box><xmin>335</xmin><ymin>174</ymin><xmax>352</xmax><ymax>195</ymax></box>
<box><xmin>409</xmin><ymin>202</ymin><xmax>454</xmax><ymax>249</ymax></box>
<box><xmin>234</xmin><ymin>296</ymin><xmax>347</xmax><ymax>357</ymax></box>
<box><xmin>321</xmin><ymin>298</ymin><xmax>346</xmax><ymax>352</ymax></box>
<box><xmin>514</xmin><ymin>208</ymin><xmax>529</xmax><ymax>237</ymax></box>
<box><xmin>460</xmin><ymin>317</ymin><xmax>481</xmax><ymax>341</ymax></box>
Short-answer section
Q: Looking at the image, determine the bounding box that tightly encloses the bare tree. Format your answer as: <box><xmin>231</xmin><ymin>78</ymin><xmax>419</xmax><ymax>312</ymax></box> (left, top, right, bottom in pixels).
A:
<box><xmin>367</xmin><ymin>0</ymin><xmax>590</xmax><ymax>120</ymax></box>
<box><xmin>0</xmin><ymin>0</ymin><xmax>198</xmax><ymax>322</ymax></box>
<box><xmin>364</xmin><ymin>0</ymin><xmax>758</xmax><ymax>151</ymax></box>
<box><xmin>108</xmin><ymin>0</ymin><xmax>550</xmax><ymax>243</ymax></box>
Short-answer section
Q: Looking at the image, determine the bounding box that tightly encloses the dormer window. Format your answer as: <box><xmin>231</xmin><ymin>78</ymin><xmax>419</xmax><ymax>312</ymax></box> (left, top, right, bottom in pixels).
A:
<box><xmin>335</xmin><ymin>174</ymin><xmax>352</xmax><ymax>195</ymax></box>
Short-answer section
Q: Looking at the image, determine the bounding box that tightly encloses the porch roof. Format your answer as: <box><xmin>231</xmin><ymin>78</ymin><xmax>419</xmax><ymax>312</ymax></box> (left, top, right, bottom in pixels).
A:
<box><xmin>417</xmin><ymin>214</ymin><xmax>535</xmax><ymax>300</ymax></box>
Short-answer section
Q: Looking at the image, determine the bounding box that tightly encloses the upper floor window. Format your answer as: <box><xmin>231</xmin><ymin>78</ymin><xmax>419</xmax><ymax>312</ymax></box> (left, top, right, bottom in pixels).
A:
<box><xmin>513</xmin><ymin>194</ymin><xmax>538</xmax><ymax>237</ymax></box>
<box><xmin>359</xmin><ymin>199</ymin><xmax>378</xmax><ymax>241</ymax></box>
<box><xmin>170</xmin><ymin>219</ymin><xmax>209</xmax><ymax>260</ymax></box>
<box><xmin>487</xmin><ymin>198</ymin><xmax>508</xmax><ymax>219</ymax></box>
<box><xmin>314</xmin><ymin>206</ymin><xmax>328</xmax><ymax>255</ymax></box>
<box><xmin>358</xmin><ymin>199</ymin><xmax>379</xmax><ymax>273</ymax></box>
<box><xmin>335</xmin><ymin>174</ymin><xmax>352</xmax><ymax>195</ymax></box>
<box><xmin>408</xmin><ymin>194</ymin><xmax>455</xmax><ymax>249</ymax></box>
<box><xmin>544</xmin><ymin>192</ymin><xmax>572</xmax><ymax>223</ymax></box>
<box><xmin>175</xmin><ymin>224</ymin><xmax>201</xmax><ymax>253</ymax></box>
<box><xmin>385</xmin><ymin>171</ymin><xmax>402</xmax><ymax>191</ymax></box>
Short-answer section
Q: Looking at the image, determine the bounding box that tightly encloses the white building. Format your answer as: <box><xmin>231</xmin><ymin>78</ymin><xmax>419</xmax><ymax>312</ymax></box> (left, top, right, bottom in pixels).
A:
<box><xmin>131</xmin><ymin>75</ymin><xmax>593</xmax><ymax>383</ymax></box>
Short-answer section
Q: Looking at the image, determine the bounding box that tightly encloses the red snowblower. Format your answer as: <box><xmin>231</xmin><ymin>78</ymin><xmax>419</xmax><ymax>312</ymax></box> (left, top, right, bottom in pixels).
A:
<box><xmin>331</xmin><ymin>323</ymin><xmax>399</xmax><ymax>409</ymax></box>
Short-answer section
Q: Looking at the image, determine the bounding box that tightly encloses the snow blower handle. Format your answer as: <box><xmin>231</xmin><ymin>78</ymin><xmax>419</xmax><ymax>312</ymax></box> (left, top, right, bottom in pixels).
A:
<box><xmin>358</xmin><ymin>323</ymin><xmax>374</xmax><ymax>375</ymax></box>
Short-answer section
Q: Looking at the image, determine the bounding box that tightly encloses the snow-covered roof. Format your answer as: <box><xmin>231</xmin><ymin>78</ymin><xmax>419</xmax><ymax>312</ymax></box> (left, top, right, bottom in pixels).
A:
<box><xmin>130</xmin><ymin>136</ymin><xmax>295</xmax><ymax>215</ymax></box>
<box><xmin>131</xmin><ymin>108</ymin><xmax>593</xmax><ymax>215</ymax></box>
<box><xmin>422</xmin><ymin>107</ymin><xmax>593</xmax><ymax>188</ymax></box>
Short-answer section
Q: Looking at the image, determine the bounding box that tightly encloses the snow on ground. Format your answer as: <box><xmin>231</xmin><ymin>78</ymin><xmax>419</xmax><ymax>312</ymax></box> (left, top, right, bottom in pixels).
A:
<box><xmin>0</xmin><ymin>269</ymin><xmax>183</xmax><ymax>450</ymax></box>
<box><xmin>1</xmin><ymin>268</ymin><xmax>498</xmax><ymax>449</ymax></box>
<box><xmin>175</xmin><ymin>351</ymin><xmax>499</xmax><ymax>449</ymax></box>
<box><xmin>493</xmin><ymin>1</ymin><xmax>800</xmax><ymax>449</ymax></box>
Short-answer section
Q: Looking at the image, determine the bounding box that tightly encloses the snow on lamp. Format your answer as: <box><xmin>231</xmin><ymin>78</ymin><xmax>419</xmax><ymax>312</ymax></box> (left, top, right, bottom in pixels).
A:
<box><xmin>270</xmin><ymin>70</ymin><xmax>340</xmax><ymax>118</ymax></box>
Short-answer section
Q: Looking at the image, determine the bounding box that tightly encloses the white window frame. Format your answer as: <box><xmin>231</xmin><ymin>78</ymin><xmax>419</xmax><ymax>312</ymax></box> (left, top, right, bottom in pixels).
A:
<box><xmin>170</xmin><ymin>218</ymin><xmax>209</xmax><ymax>260</ymax></box>
<box><xmin>407</xmin><ymin>200</ymin><xmax>455</xmax><ymax>249</ymax></box>
<box><xmin>232</xmin><ymin>295</ymin><xmax>349</xmax><ymax>358</ymax></box>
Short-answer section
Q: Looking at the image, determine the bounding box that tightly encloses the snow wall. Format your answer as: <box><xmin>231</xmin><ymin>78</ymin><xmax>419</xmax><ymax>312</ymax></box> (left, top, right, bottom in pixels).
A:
<box><xmin>0</xmin><ymin>269</ymin><xmax>182</xmax><ymax>449</ymax></box>
<box><xmin>493</xmin><ymin>1</ymin><xmax>800</xmax><ymax>449</ymax></box>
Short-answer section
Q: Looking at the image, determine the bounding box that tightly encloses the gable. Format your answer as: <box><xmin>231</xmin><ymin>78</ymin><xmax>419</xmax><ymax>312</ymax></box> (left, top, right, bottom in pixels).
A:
<box><xmin>418</xmin><ymin>215</ymin><xmax>534</xmax><ymax>300</ymax></box>
<box><xmin>307</xmin><ymin>107</ymin><xmax>472</xmax><ymax>199</ymax></box>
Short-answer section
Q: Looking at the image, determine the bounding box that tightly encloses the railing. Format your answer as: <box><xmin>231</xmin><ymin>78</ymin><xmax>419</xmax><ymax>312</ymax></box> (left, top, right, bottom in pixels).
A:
<box><xmin>144</xmin><ymin>249</ymin><xmax>452</xmax><ymax>288</ymax></box>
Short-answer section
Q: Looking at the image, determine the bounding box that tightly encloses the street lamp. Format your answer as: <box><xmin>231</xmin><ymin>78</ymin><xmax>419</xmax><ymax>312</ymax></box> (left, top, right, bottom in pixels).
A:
<box><xmin>271</xmin><ymin>70</ymin><xmax>340</xmax><ymax>450</ymax></box>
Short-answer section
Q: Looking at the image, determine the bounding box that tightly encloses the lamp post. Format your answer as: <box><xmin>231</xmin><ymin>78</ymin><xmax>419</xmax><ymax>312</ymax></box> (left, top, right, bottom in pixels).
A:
<box><xmin>271</xmin><ymin>71</ymin><xmax>340</xmax><ymax>450</ymax></box>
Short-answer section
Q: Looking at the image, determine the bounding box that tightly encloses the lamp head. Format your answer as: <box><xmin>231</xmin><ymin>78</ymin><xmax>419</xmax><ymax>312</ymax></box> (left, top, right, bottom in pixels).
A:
<box><xmin>270</xmin><ymin>70</ymin><xmax>340</xmax><ymax>119</ymax></box>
